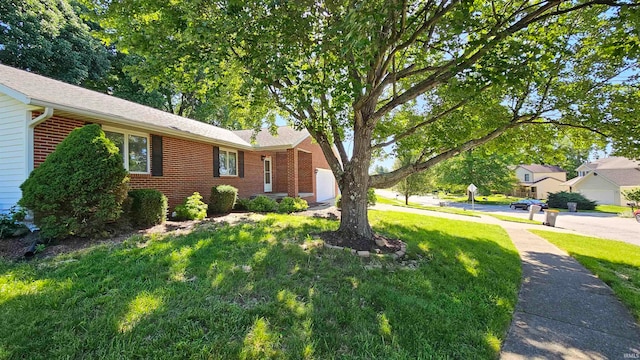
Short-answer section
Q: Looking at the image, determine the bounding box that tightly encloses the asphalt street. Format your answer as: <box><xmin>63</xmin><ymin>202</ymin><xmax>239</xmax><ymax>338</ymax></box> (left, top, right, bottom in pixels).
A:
<box><xmin>377</xmin><ymin>190</ymin><xmax>640</xmax><ymax>246</ymax></box>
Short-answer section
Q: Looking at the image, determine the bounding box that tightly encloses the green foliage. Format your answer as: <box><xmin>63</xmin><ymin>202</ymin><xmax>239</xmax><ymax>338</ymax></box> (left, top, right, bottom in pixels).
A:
<box><xmin>277</xmin><ymin>197</ymin><xmax>309</xmax><ymax>213</ymax></box>
<box><xmin>432</xmin><ymin>149</ymin><xmax>518</xmax><ymax>196</ymax></box>
<box><xmin>247</xmin><ymin>196</ymin><xmax>278</xmax><ymax>213</ymax></box>
<box><xmin>0</xmin><ymin>207</ymin><xmax>27</xmax><ymax>239</ymax></box>
<box><xmin>174</xmin><ymin>192</ymin><xmax>208</xmax><ymax>221</ymax></box>
<box><xmin>209</xmin><ymin>185</ymin><xmax>238</xmax><ymax>214</ymax></box>
<box><xmin>547</xmin><ymin>191</ymin><xmax>597</xmax><ymax>210</ymax></box>
<box><xmin>622</xmin><ymin>188</ymin><xmax>640</xmax><ymax>204</ymax></box>
<box><xmin>367</xmin><ymin>188</ymin><xmax>377</xmax><ymax>207</ymax></box>
<box><xmin>128</xmin><ymin>189</ymin><xmax>167</xmax><ymax>227</ymax></box>
<box><xmin>19</xmin><ymin>124</ymin><xmax>129</xmax><ymax>239</ymax></box>
<box><xmin>234</xmin><ymin>198</ymin><xmax>251</xmax><ymax>211</ymax></box>
<box><xmin>91</xmin><ymin>0</ymin><xmax>640</xmax><ymax>237</ymax></box>
<box><xmin>0</xmin><ymin>0</ymin><xmax>110</xmax><ymax>85</ymax></box>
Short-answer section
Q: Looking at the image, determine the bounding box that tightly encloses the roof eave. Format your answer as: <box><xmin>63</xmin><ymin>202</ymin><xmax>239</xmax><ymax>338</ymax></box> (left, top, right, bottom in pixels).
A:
<box><xmin>29</xmin><ymin>100</ymin><xmax>253</xmax><ymax>150</ymax></box>
<box><xmin>0</xmin><ymin>84</ymin><xmax>31</xmax><ymax>104</ymax></box>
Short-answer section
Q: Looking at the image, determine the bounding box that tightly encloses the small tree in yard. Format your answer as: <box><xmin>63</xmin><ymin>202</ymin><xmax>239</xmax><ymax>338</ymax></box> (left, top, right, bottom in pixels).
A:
<box><xmin>623</xmin><ymin>188</ymin><xmax>640</xmax><ymax>206</ymax></box>
<box><xmin>20</xmin><ymin>124</ymin><xmax>129</xmax><ymax>239</ymax></box>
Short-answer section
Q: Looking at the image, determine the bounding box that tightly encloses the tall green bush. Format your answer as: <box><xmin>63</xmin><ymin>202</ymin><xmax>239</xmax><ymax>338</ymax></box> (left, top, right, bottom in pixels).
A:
<box><xmin>19</xmin><ymin>124</ymin><xmax>129</xmax><ymax>239</ymax></box>
<box><xmin>547</xmin><ymin>191</ymin><xmax>597</xmax><ymax>210</ymax></box>
<box><xmin>174</xmin><ymin>192</ymin><xmax>208</xmax><ymax>220</ymax></box>
<box><xmin>209</xmin><ymin>185</ymin><xmax>238</xmax><ymax>214</ymax></box>
<box><xmin>128</xmin><ymin>189</ymin><xmax>167</xmax><ymax>227</ymax></box>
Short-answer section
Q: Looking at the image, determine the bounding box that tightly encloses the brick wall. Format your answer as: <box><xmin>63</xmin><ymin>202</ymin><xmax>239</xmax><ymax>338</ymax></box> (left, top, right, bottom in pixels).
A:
<box><xmin>294</xmin><ymin>137</ymin><xmax>338</xmax><ymax>201</ymax></box>
<box><xmin>33</xmin><ymin>115</ymin><xmax>86</xmax><ymax>167</ymax></box>
<box><xmin>31</xmin><ymin>115</ymin><xmax>278</xmax><ymax>209</ymax></box>
<box><xmin>275</xmin><ymin>152</ymin><xmax>288</xmax><ymax>193</ymax></box>
<box><xmin>298</xmin><ymin>151</ymin><xmax>313</xmax><ymax>193</ymax></box>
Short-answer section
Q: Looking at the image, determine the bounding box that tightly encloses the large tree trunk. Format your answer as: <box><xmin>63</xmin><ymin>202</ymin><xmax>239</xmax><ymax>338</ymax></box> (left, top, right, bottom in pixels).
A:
<box><xmin>336</xmin><ymin>122</ymin><xmax>374</xmax><ymax>240</ymax></box>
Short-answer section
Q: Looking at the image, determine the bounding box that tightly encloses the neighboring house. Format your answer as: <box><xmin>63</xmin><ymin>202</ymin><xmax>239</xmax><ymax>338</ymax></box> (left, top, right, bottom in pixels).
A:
<box><xmin>560</xmin><ymin>157</ymin><xmax>640</xmax><ymax>205</ymax></box>
<box><xmin>512</xmin><ymin>164</ymin><xmax>567</xmax><ymax>200</ymax></box>
<box><xmin>0</xmin><ymin>64</ymin><xmax>338</xmax><ymax>212</ymax></box>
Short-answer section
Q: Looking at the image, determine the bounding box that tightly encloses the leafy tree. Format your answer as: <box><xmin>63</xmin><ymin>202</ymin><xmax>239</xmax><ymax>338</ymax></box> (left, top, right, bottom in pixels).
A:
<box><xmin>91</xmin><ymin>1</ymin><xmax>639</xmax><ymax>242</ymax></box>
<box><xmin>19</xmin><ymin>124</ymin><xmax>129</xmax><ymax>239</ymax></box>
<box><xmin>433</xmin><ymin>149</ymin><xmax>519</xmax><ymax>198</ymax></box>
<box><xmin>0</xmin><ymin>0</ymin><xmax>110</xmax><ymax>85</ymax></box>
<box><xmin>392</xmin><ymin>154</ymin><xmax>433</xmax><ymax>205</ymax></box>
<box><xmin>622</xmin><ymin>188</ymin><xmax>640</xmax><ymax>204</ymax></box>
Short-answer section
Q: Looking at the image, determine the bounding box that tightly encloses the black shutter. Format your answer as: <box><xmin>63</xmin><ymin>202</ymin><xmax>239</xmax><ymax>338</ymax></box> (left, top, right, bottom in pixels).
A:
<box><xmin>238</xmin><ymin>151</ymin><xmax>244</xmax><ymax>178</ymax></box>
<box><xmin>151</xmin><ymin>135</ymin><xmax>163</xmax><ymax>176</ymax></box>
<box><xmin>213</xmin><ymin>146</ymin><xmax>220</xmax><ymax>177</ymax></box>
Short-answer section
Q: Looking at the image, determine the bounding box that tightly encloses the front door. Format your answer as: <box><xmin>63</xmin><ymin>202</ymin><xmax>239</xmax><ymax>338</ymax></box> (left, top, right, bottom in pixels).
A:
<box><xmin>264</xmin><ymin>157</ymin><xmax>272</xmax><ymax>192</ymax></box>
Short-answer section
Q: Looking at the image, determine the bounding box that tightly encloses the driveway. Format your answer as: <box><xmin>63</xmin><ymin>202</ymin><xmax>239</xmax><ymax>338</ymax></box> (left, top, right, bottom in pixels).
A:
<box><xmin>376</xmin><ymin>190</ymin><xmax>640</xmax><ymax>246</ymax></box>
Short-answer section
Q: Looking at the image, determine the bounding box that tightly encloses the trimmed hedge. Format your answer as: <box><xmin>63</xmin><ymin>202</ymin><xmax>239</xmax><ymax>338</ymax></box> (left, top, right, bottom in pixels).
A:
<box><xmin>174</xmin><ymin>192</ymin><xmax>208</xmax><ymax>220</ymax></box>
<box><xmin>234</xmin><ymin>198</ymin><xmax>251</xmax><ymax>211</ymax></box>
<box><xmin>277</xmin><ymin>197</ymin><xmax>309</xmax><ymax>213</ymax></box>
<box><xmin>19</xmin><ymin>124</ymin><xmax>129</xmax><ymax>239</ymax></box>
<box><xmin>128</xmin><ymin>189</ymin><xmax>167</xmax><ymax>227</ymax></box>
<box><xmin>547</xmin><ymin>191</ymin><xmax>597</xmax><ymax>210</ymax></box>
<box><xmin>209</xmin><ymin>185</ymin><xmax>238</xmax><ymax>214</ymax></box>
<box><xmin>248</xmin><ymin>195</ymin><xmax>278</xmax><ymax>213</ymax></box>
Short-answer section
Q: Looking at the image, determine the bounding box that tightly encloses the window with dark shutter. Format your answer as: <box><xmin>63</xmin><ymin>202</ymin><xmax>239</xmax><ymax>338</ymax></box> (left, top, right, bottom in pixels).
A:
<box><xmin>238</xmin><ymin>151</ymin><xmax>244</xmax><ymax>178</ymax></box>
<box><xmin>213</xmin><ymin>146</ymin><xmax>220</xmax><ymax>177</ymax></box>
<box><xmin>151</xmin><ymin>135</ymin><xmax>163</xmax><ymax>176</ymax></box>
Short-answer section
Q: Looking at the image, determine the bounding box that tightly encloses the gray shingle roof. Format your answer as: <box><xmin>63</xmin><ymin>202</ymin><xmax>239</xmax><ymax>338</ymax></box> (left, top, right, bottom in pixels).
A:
<box><xmin>594</xmin><ymin>168</ymin><xmax>640</xmax><ymax>186</ymax></box>
<box><xmin>519</xmin><ymin>164</ymin><xmax>566</xmax><ymax>173</ymax></box>
<box><xmin>234</xmin><ymin>126</ymin><xmax>309</xmax><ymax>148</ymax></box>
<box><xmin>0</xmin><ymin>64</ymin><xmax>251</xmax><ymax>148</ymax></box>
<box><xmin>584</xmin><ymin>156</ymin><xmax>640</xmax><ymax>170</ymax></box>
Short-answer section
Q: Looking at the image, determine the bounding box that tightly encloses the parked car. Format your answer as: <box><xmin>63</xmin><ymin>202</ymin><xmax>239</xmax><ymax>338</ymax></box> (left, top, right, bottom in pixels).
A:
<box><xmin>510</xmin><ymin>199</ymin><xmax>548</xmax><ymax>211</ymax></box>
<box><xmin>635</xmin><ymin>209</ymin><xmax>640</xmax><ymax>223</ymax></box>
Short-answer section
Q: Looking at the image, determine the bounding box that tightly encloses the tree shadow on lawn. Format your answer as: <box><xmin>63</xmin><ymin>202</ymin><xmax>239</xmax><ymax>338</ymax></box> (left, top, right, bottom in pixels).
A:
<box><xmin>0</xmin><ymin>214</ymin><xmax>520</xmax><ymax>359</ymax></box>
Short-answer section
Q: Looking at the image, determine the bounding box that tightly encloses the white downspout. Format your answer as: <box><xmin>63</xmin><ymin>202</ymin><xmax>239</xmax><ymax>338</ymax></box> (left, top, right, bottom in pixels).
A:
<box><xmin>29</xmin><ymin>107</ymin><xmax>54</xmax><ymax>127</ymax></box>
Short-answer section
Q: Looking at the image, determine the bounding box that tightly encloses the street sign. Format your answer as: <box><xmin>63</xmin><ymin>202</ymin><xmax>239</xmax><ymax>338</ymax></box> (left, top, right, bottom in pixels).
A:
<box><xmin>467</xmin><ymin>184</ymin><xmax>478</xmax><ymax>193</ymax></box>
<box><xmin>467</xmin><ymin>184</ymin><xmax>478</xmax><ymax>211</ymax></box>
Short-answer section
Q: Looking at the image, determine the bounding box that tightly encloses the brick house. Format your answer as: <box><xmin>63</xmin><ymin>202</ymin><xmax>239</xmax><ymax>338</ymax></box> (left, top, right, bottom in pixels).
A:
<box><xmin>0</xmin><ymin>64</ymin><xmax>338</xmax><ymax>211</ymax></box>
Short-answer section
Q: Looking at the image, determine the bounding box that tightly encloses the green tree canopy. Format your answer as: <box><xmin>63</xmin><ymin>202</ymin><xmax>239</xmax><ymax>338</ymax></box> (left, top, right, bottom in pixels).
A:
<box><xmin>0</xmin><ymin>0</ymin><xmax>110</xmax><ymax>85</ymax></box>
<box><xmin>90</xmin><ymin>0</ymin><xmax>639</xmax><ymax>242</ymax></box>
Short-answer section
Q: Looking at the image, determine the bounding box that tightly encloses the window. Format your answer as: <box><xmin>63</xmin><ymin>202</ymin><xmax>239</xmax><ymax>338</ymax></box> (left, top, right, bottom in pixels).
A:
<box><xmin>219</xmin><ymin>149</ymin><xmax>237</xmax><ymax>176</ymax></box>
<box><xmin>104</xmin><ymin>129</ymin><xmax>149</xmax><ymax>173</ymax></box>
<box><xmin>524</xmin><ymin>174</ymin><xmax>530</xmax><ymax>182</ymax></box>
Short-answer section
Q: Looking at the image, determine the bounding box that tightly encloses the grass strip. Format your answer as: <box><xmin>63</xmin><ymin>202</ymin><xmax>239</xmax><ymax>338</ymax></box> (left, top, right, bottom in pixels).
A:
<box><xmin>531</xmin><ymin>230</ymin><xmax>640</xmax><ymax>322</ymax></box>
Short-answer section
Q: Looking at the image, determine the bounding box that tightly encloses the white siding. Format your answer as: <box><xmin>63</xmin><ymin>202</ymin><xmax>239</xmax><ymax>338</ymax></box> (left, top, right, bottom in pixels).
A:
<box><xmin>0</xmin><ymin>93</ymin><xmax>29</xmax><ymax>211</ymax></box>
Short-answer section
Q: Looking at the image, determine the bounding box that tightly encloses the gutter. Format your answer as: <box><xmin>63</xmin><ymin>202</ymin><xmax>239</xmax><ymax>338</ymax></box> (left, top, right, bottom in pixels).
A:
<box><xmin>29</xmin><ymin>100</ymin><xmax>254</xmax><ymax>150</ymax></box>
<box><xmin>29</xmin><ymin>107</ymin><xmax>54</xmax><ymax>127</ymax></box>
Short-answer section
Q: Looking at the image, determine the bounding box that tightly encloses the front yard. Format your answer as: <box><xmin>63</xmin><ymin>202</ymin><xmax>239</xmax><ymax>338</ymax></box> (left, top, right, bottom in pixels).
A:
<box><xmin>0</xmin><ymin>210</ymin><xmax>521</xmax><ymax>359</ymax></box>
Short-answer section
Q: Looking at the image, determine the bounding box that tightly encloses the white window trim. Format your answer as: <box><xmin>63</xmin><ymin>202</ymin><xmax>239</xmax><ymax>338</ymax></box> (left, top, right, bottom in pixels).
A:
<box><xmin>103</xmin><ymin>126</ymin><xmax>150</xmax><ymax>174</ymax></box>
<box><xmin>219</xmin><ymin>148</ymin><xmax>238</xmax><ymax>177</ymax></box>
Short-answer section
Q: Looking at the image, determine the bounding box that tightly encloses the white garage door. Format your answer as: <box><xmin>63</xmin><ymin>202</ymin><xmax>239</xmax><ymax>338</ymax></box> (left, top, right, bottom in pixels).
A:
<box><xmin>315</xmin><ymin>169</ymin><xmax>336</xmax><ymax>202</ymax></box>
<box><xmin>579</xmin><ymin>190</ymin><xmax>615</xmax><ymax>205</ymax></box>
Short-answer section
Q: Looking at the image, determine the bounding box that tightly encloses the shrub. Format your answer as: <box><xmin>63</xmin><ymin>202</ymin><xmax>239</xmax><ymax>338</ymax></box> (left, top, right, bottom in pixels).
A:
<box><xmin>622</xmin><ymin>188</ymin><xmax>640</xmax><ymax>205</ymax></box>
<box><xmin>209</xmin><ymin>185</ymin><xmax>238</xmax><ymax>214</ymax></box>
<box><xmin>128</xmin><ymin>189</ymin><xmax>168</xmax><ymax>227</ymax></box>
<box><xmin>19</xmin><ymin>124</ymin><xmax>129</xmax><ymax>239</ymax></box>
<box><xmin>174</xmin><ymin>192</ymin><xmax>208</xmax><ymax>220</ymax></box>
<box><xmin>547</xmin><ymin>191</ymin><xmax>597</xmax><ymax>210</ymax></box>
<box><xmin>248</xmin><ymin>195</ymin><xmax>278</xmax><ymax>213</ymax></box>
<box><xmin>0</xmin><ymin>206</ymin><xmax>28</xmax><ymax>239</ymax></box>
<box><xmin>277</xmin><ymin>197</ymin><xmax>309</xmax><ymax>213</ymax></box>
<box><xmin>234</xmin><ymin>198</ymin><xmax>251</xmax><ymax>211</ymax></box>
<box><xmin>336</xmin><ymin>188</ymin><xmax>377</xmax><ymax>209</ymax></box>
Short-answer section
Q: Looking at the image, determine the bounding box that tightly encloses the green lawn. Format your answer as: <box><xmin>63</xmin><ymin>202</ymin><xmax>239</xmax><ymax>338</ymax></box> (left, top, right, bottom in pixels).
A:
<box><xmin>439</xmin><ymin>194</ymin><xmax>521</xmax><ymax>206</ymax></box>
<box><xmin>0</xmin><ymin>211</ymin><xmax>521</xmax><ymax>359</ymax></box>
<box><xmin>376</xmin><ymin>196</ymin><xmax>480</xmax><ymax>217</ymax></box>
<box><xmin>377</xmin><ymin>196</ymin><xmax>540</xmax><ymax>224</ymax></box>
<box><xmin>531</xmin><ymin>230</ymin><xmax>640</xmax><ymax>321</ymax></box>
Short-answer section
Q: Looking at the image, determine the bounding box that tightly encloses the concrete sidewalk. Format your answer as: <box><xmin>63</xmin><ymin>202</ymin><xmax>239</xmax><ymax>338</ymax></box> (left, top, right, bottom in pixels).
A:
<box><xmin>371</xmin><ymin>204</ymin><xmax>640</xmax><ymax>359</ymax></box>
<box><xmin>500</xmin><ymin>228</ymin><xmax>640</xmax><ymax>359</ymax></box>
